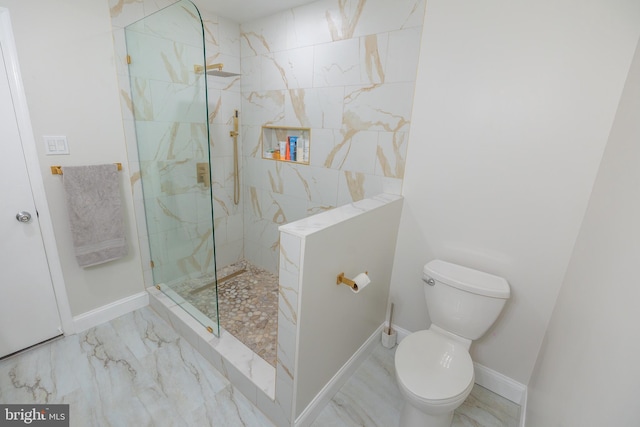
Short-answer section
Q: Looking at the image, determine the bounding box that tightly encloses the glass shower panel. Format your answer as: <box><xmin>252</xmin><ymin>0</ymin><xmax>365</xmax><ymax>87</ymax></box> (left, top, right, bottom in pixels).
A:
<box><xmin>125</xmin><ymin>0</ymin><xmax>219</xmax><ymax>335</ymax></box>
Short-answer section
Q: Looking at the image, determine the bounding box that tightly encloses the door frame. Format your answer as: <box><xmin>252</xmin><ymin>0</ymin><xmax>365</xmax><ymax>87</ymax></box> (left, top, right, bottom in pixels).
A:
<box><xmin>1</xmin><ymin>7</ymin><xmax>74</xmax><ymax>335</ymax></box>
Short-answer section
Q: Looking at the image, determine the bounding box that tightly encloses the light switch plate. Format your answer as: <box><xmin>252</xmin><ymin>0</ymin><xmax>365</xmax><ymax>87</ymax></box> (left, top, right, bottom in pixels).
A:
<box><xmin>43</xmin><ymin>135</ymin><xmax>69</xmax><ymax>155</ymax></box>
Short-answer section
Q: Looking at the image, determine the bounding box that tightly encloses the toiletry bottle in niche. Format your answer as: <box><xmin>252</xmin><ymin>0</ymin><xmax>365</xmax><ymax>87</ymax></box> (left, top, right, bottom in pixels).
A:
<box><xmin>289</xmin><ymin>136</ymin><xmax>297</xmax><ymax>162</ymax></box>
<box><xmin>285</xmin><ymin>137</ymin><xmax>291</xmax><ymax>160</ymax></box>
<box><xmin>279</xmin><ymin>141</ymin><xmax>286</xmax><ymax>159</ymax></box>
<box><xmin>303</xmin><ymin>135</ymin><xmax>309</xmax><ymax>162</ymax></box>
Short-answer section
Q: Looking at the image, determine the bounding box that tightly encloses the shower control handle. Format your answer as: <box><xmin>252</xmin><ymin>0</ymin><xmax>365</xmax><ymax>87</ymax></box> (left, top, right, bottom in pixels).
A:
<box><xmin>16</xmin><ymin>211</ymin><xmax>32</xmax><ymax>223</ymax></box>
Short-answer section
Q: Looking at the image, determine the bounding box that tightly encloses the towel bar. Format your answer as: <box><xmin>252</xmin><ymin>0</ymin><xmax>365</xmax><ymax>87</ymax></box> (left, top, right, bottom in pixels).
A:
<box><xmin>51</xmin><ymin>163</ymin><xmax>122</xmax><ymax>175</ymax></box>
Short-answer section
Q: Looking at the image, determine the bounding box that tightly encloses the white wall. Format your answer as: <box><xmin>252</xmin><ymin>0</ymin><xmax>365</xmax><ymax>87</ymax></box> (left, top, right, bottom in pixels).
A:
<box><xmin>526</xmin><ymin>37</ymin><xmax>640</xmax><ymax>426</ymax></box>
<box><xmin>0</xmin><ymin>0</ymin><xmax>145</xmax><ymax>316</ymax></box>
<box><xmin>288</xmin><ymin>195</ymin><xmax>403</xmax><ymax>418</ymax></box>
<box><xmin>391</xmin><ymin>0</ymin><xmax>640</xmax><ymax>384</ymax></box>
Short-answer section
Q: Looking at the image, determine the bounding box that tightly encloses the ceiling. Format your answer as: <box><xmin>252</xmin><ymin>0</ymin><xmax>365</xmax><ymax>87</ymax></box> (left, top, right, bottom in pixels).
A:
<box><xmin>191</xmin><ymin>0</ymin><xmax>318</xmax><ymax>23</ymax></box>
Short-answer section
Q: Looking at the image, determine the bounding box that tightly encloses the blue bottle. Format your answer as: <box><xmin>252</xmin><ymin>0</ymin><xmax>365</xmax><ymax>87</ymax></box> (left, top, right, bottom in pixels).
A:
<box><xmin>289</xmin><ymin>136</ymin><xmax>298</xmax><ymax>162</ymax></box>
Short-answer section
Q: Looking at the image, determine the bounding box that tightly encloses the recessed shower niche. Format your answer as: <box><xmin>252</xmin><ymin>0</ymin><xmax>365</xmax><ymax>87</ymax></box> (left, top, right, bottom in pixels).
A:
<box><xmin>262</xmin><ymin>125</ymin><xmax>311</xmax><ymax>164</ymax></box>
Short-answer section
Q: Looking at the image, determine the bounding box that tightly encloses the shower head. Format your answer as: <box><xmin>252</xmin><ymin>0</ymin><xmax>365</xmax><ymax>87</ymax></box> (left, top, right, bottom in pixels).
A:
<box><xmin>194</xmin><ymin>63</ymin><xmax>241</xmax><ymax>78</ymax></box>
<box><xmin>207</xmin><ymin>69</ymin><xmax>241</xmax><ymax>77</ymax></box>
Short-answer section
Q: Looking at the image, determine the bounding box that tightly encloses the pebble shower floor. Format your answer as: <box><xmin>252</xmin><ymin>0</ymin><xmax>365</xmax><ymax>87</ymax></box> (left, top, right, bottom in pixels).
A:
<box><xmin>172</xmin><ymin>260</ymin><xmax>279</xmax><ymax>367</ymax></box>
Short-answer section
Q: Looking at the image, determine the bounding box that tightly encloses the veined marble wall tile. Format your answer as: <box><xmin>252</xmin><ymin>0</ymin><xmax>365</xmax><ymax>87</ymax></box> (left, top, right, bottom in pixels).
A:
<box><xmin>343</xmin><ymin>82</ymin><xmax>414</xmax><ymax>132</ymax></box>
<box><xmin>150</xmin><ymin>80</ymin><xmax>207</xmax><ymax>123</ymax></box>
<box><xmin>322</xmin><ymin>129</ymin><xmax>378</xmax><ymax>174</ymax></box>
<box><xmin>284</xmin><ymin>2</ymin><xmax>334</xmax><ymax>49</ymax></box>
<box><xmin>360</xmin><ymin>33</ymin><xmax>388</xmax><ymax>84</ymax></box>
<box><xmin>143</xmin><ymin>191</ymin><xmax>198</xmax><ymax>235</ymax></box>
<box><xmin>375</xmin><ymin>131</ymin><xmax>408</xmax><ymax>179</ymax></box>
<box><xmin>280</xmin><ymin>163</ymin><xmax>341</xmax><ymax>206</ymax></box>
<box><xmin>214</xmin><ymin>239</ymin><xmax>244</xmax><ymax>269</ymax></box>
<box><xmin>129</xmin><ymin>77</ymin><xmax>154</xmax><ymax>120</ymax></box>
<box><xmin>335</xmin><ymin>172</ymin><xmax>402</xmax><ymax>205</ymax></box>
<box><xmin>240</xmin><ymin>12</ymin><xmax>288</xmax><ymax>57</ymax></box>
<box><xmin>207</xmin><ymin>90</ymin><xmax>242</xmax><ymax>126</ymax></box>
<box><xmin>109</xmin><ymin>0</ymin><xmax>146</xmax><ymax>29</ymax></box>
<box><xmin>211</xmin><ymin>158</ymin><xmax>241</xmax><ymax>220</ymax></box>
<box><xmin>266</xmin><ymin>158</ymin><xmax>285</xmax><ymax>194</ymax></box>
<box><xmin>242</xmin><ymin>90</ymin><xmax>286</xmax><ymax>126</ymax></box>
<box><xmin>284</xmin><ymin>87</ymin><xmax>344</xmax><ymax>129</ymax></box>
<box><xmin>127</xmin><ymin>31</ymin><xmax>201</xmax><ymax>85</ymax></box>
<box><xmin>310</xmin><ymin>128</ymin><xmax>342</xmax><ymax>168</ymax></box>
<box><xmin>262</xmin><ymin>47</ymin><xmax>314</xmax><ymax>90</ymax></box>
<box><xmin>218</xmin><ymin>17</ymin><xmax>241</xmax><ymax>56</ymax></box>
<box><xmin>138</xmin><ymin>2</ymin><xmax>203</xmax><ymax>48</ymax></box>
<box><xmin>209</xmin><ymin>123</ymin><xmax>237</xmax><ymax>158</ymax></box>
<box><xmin>240</xmin><ymin>54</ymin><xmax>262</xmax><ymax>93</ymax></box>
<box><xmin>353</xmin><ymin>0</ymin><xmax>426</xmax><ymax>36</ymax></box>
<box><xmin>142</xmin><ymin>0</ymin><xmax>179</xmax><ymax>20</ymax></box>
<box><xmin>385</xmin><ymin>27</ymin><xmax>423</xmax><ymax>83</ymax></box>
<box><xmin>201</xmin><ymin>13</ymin><xmax>220</xmax><ymax>55</ymax></box>
<box><xmin>242</xmin><ymin>157</ymin><xmax>271</xmax><ymax>194</ymax></box>
<box><xmin>263</xmin><ymin>191</ymin><xmax>309</xmax><ymax>225</ymax></box>
<box><xmin>325</xmin><ymin>0</ymin><xmax>367</xmax><ymax>41</ymax></box>
<box><xmin>112</xmin><ymin>28</ymin><xmax>130</xmax><ymax>78</ymax></box>
<box><xmin>118</xmin><ymin>76</ymin><xmax>136</xmax><ymax>122</ymax></box>
<box><xmin>276</xmin><ymin>231</ymin><xmax>301</xmax><ymax>424</ymax></box>
<box><xmin>136</xmin><ymin>122</ymin><xmax>207</xmax><ymax>162</ymax></box>
<box><xmin>241</xmin><ymin>125</ymin><xmax>263</xmax><ymax>158</ymax></box>
<box><xmin>313</xmin><ymin>38</ymin><xmax>362</xmax><ymax>87</ymax></box>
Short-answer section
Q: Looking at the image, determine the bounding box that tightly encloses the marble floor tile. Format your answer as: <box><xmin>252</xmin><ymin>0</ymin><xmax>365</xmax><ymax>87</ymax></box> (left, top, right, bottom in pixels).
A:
<box><xmin>312</xmin><ymin>343</ymin><xmax>521</xmax><ymax>427</ymax></box>
<box><xmin>0</xmin><ymin>307</ymin><xmax>274</xmax><ymax>427</ymax></box>
<box><xmin>1</xmin><ymin>306</ymin><xmax>519</xmax><ymax>427</ymax></box>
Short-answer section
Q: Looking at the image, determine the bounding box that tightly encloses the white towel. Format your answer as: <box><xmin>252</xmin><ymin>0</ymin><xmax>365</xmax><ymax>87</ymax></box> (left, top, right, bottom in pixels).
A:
<box><xmin>62</xmin><ymin>164</ymin><xmax>128</xmax><ymax>268</ymax></box>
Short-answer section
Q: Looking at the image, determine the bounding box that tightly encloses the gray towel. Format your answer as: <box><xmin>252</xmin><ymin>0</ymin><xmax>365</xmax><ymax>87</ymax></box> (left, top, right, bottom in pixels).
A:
<box><xmin>62</xmin><ymin>164</ymin><xmax>128</xmax><ymax>268</ymax></box>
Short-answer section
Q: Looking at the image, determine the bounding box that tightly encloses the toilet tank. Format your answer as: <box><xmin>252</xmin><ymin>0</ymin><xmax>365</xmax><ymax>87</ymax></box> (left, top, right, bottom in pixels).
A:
<box><xmin>423</xmin><ymin>260</ymin><xmax>510</xmax><ymax>340</ymax></box>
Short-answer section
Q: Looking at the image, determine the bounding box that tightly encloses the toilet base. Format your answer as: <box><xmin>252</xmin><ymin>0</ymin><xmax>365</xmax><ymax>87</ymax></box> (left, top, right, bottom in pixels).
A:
<box><xmin>399</xmin><ymin>402</ymin><xmax>454</xmax><ymax>427</ymax></box>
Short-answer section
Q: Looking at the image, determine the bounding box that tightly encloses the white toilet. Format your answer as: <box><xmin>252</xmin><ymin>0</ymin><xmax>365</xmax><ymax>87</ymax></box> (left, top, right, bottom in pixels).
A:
<box><xmin>394</xmin><ymin>259</ymin><xmax>510</xmax><ymax>427</ymax></box>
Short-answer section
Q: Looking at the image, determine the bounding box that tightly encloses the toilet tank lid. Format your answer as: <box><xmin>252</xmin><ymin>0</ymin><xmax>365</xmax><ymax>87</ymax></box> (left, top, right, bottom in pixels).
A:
<box><xmin>424</xmin><ymin>260</ymin><xmax>510</xmax><ymax>299</ymax></box>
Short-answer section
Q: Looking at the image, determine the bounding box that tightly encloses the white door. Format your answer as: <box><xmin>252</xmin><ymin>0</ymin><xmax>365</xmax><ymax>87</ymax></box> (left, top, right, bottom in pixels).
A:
<box><xmin>1</xmin><ymin>37</ymin><xmax>63</xmax><ymax>358</ymax></box>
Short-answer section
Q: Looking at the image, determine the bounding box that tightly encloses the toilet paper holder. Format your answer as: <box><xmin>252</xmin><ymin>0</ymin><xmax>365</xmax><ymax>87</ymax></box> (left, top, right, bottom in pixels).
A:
<box><xmin>336</xmin><ymin>271</ymin><xmax>368</xmax><ymax>291</ymax></box>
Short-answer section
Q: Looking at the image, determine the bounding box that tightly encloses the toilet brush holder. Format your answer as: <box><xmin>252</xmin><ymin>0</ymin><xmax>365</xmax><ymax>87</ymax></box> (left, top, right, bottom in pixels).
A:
<box><xmin>381</xmin><ymin>327</ymin><xmax>397</xmax><ymax>349</ymax></box>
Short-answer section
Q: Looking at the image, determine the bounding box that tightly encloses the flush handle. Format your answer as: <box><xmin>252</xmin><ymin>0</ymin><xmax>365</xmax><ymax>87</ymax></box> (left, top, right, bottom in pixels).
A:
<box><xmin>425</xmin><ymin>277</ymin><xmax>435</xmax><ymax>286</ymax></box>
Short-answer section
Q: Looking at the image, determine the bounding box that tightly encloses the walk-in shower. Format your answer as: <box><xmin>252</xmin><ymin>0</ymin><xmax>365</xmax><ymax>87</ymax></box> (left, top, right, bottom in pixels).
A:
<box><xmin>125</xmin><ymin>0</ymin><xmax>218</xmax><ymax>334</ymax></box>
<box><xmin>124</xmin><ymin>0</ymin><xmax>279</xmax><ymax>367</ymax></box>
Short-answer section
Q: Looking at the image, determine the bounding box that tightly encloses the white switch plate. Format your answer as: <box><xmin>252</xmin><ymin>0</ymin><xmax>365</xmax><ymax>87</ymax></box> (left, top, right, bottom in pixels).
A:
<box><xmin>43</xmin><ymin>135</ymin><xmax>69</xmax><ymax>155</ymax></box>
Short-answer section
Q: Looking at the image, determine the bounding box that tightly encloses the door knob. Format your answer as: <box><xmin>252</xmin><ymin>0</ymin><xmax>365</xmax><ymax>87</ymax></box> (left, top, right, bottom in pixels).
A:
<box><xmin>16</xmin><ymin>211</ymin><xmax>32</xmax><ymax>223</ymax></box>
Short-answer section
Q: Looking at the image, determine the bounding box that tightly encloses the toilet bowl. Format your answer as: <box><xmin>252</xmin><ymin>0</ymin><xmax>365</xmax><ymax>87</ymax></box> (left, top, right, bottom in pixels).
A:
<box><xmin>394</xmin><ymin>260</ymin><xmax>510</xmax><ymax>427</ymax></box>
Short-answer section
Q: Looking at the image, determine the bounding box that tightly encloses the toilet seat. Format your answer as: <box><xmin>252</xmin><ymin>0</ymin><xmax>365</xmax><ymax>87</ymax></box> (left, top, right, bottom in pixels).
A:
<box><xmin>395</xmin><ymin>330</ymin><xmax>474</xmax><ymax>404</ymax></box>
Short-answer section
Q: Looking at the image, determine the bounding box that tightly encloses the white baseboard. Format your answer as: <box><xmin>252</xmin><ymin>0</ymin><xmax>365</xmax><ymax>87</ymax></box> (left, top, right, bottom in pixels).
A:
<box><xmin>294</xmin><ymin>324</ymin><xmax>384</xmax><ymax>427</ymax></box>
<box><xmin>473</xmin><ymin>362</ymin><xmax>526</xmax><ymax>405</ymax></box>
<box><xmin>392</xmin><ymin>323</ymin><xmax>527</xmax><ymax>407</ymax></box>
<box><xmin>519</xmin><ymin>388</ymin><xmax>527</xmax><ymax>427</ymax></box>
<box><xmin>73</xmin><ymin>291</ymin><xmax>149</xmax><ymax>333</ymax></box>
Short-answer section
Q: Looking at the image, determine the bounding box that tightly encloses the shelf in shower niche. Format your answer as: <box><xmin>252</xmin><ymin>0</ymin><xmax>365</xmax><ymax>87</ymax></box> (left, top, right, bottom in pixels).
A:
<box><xmin>262</xmin><ymin>125</ymin><xmax>310</xmax><ymax>164</ymax></box>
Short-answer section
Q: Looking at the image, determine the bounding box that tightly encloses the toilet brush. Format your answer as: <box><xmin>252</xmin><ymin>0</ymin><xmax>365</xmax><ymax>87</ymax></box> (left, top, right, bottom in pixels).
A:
<box><xmin>382</xmin><ymin>303</ymin><xmax>397</xmax><ymax>348</ymax></box>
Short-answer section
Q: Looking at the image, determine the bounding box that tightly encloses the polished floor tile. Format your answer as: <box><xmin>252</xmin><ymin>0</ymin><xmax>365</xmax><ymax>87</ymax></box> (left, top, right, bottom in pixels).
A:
<box><xmin>0</xmin><ymin>306</ymin><xmax>519</xmax><ymax>427</ymax></box>
<box><xmin>0</xmin><ymin>307</ymin><xmax>273</xmax><ymax>427</ymax></box>
<box><xmin>313</xmin><ymin>343</ymin><xmax>521</xmax><ymax>427</ymax></box>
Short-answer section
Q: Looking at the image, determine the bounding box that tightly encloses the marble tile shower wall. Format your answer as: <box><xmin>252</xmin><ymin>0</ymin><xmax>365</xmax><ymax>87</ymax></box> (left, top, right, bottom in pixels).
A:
<box><xmin>240</xmin><ymin>0</ymin><xmax>425</xmax><ymax>274</ymax></box>
<box><xmin>111</xmin><ymin>0</ymin><xmax>425</xmax><ymax>282</ymax></box>
<box><xmin>110</xmin><ymin>0</ymin><xmax>244</xmax><ymax>285</ymax></box>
